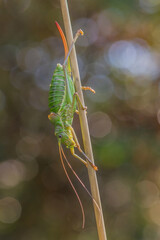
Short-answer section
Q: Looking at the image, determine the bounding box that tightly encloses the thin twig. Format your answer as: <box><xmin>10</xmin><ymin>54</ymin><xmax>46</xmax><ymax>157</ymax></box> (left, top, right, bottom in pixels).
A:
<box><xmin>59</xmin><ymin>0</ymin><xmax>107</xmax><ymax>239</ymax></box>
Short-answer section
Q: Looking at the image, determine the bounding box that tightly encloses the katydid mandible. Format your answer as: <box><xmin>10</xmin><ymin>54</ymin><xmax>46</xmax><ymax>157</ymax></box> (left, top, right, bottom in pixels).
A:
<box><xmin>48</xmin><ymin>22</ymin><xmax>97</xmax><ymax>171</ymax></box>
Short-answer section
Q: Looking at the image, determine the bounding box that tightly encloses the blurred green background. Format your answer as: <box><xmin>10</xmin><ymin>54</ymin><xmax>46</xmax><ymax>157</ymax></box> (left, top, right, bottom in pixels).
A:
<box><xmin>1</xmin><ymin>0</ymin><xmax>160</xmax><ymax>239</ymax></box>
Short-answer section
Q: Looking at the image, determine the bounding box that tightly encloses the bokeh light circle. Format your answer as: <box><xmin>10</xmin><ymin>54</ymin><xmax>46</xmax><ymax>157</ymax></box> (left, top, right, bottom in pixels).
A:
<box><xmin>0</xmin><ymin>197</ymin><xmax>22</xmax><ymax>224</ymax></box>
<box><xmin>89</xmin><ymin>112</ymin><xmax>112</xmax><ymax>138</ymax></box>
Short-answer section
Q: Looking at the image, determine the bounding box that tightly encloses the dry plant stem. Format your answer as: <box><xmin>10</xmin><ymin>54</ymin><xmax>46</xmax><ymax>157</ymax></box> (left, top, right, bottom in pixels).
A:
<box><xmin>59</xmin><ymin>0</ymin><xmax>107</xmax><ymax>239</ymax></box>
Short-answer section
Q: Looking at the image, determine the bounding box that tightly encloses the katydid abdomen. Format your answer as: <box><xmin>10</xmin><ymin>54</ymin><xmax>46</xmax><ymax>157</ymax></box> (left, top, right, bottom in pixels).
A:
<box><xmin>48</xmin><ymin>62</ymin><xmax>76</xmax><ymax>148</ymax></box>
<box><xmin>48</xmin><ymin>63</ymin><xmax>76</xmax><ymax>118</ymax></box>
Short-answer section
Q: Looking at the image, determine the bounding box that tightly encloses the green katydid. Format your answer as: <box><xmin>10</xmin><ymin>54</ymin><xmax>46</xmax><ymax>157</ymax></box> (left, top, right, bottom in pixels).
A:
<box><xmin>48</xmin><ymin>22</ymin><xmax>97</xmax><ymax>171</ymax></box>
<box><xmin>48</xmin><ymin>22</ymin><xmax>99</xmax><ymax>227</ymax></box>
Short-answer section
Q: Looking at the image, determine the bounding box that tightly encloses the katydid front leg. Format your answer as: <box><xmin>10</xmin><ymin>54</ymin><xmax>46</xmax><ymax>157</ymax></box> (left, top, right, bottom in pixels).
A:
<box><xmin>70</xmin><ymin>126</ymin><xmax>98</xmax><ymax>171</ymax></box>
<box><xmin>70</xmin><ymin>147</ymin><xmax>87</xmax><ymax>167</ymax></box>
<box><xmin>70</xmin><ymin>145</ymin><xmax>99</xmax><ymax>171</ymax></box>
<box><xmin>73</xmin><ymin>92</ymin><xmax>87</xmax><ymax>111</ymax></box>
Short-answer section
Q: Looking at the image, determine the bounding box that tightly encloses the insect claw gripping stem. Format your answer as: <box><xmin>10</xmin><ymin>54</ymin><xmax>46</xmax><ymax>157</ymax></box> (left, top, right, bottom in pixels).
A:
<box><xmin>80</xmin><ymin>149</ymin><xmax>98</xmax><ymax>171</ymax></box>
<box><xmin>79</xmin><ymin>29</ymin><xmax>84</xmax><ymax>36</ymax></box>
<box><xmin>81</xmin><ymin>86</ymin><xmax>96</xmax><ymax>94</ymax></box>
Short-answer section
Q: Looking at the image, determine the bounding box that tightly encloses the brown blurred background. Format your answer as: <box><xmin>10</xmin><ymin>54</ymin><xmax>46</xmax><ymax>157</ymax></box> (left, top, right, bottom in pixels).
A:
<box><xmin>0</xmin><ymin>0</ymin><xmax>160</xmax><ymax>239</ymax></box>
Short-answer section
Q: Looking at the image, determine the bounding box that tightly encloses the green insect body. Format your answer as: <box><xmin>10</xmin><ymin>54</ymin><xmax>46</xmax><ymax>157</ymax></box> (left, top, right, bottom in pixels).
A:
<box><xmin>48</xmin><ymin>21</ymin><xmax>100</xmax><ymax>228</ymax></box>
<box><xmin>48</xmin><ymin>63</ymin><xmax>76</xmax><ymax>148</ymax></box>
<box><xmin>48</xmin><ymin>21</ymin><xmax>97</xmax><ymax>171</ymax></box>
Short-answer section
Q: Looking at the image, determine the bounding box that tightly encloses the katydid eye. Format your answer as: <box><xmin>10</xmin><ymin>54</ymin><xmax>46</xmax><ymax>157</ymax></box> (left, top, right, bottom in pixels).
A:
<box><xmin>59</xmin><ymin>135</ymin><xmax>62</xmax><ymax>138</ymax></box>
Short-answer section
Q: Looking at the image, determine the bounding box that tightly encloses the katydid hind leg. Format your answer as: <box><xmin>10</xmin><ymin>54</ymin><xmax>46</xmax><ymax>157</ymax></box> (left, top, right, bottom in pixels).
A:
<box><xmin>63</xmin><ymin>29</ymin><xmax>84</xmax><ymax>67</ymax></box>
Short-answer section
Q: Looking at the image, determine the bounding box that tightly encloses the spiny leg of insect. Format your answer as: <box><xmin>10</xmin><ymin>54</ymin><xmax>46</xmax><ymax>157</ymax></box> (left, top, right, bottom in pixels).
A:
<box><xmin>62</xmin><ymin>67</ymin><xmax>87</xmax><ymax>111</ymax></box>
<box><xmin>70</xmin><ymin>147</ymin><xmax>87</xmax><ymax>167</ymax></box>
<box><xmin>70</xmin><ymin>126</ymin><xmax>98</xmax><ymax>171</ymax></box>
<box><xmin>70</xmin><ymin>87</ymin><xmax>95</xmax><ymax>113</ymax></box>
<box><xmin>73</xmin><ymin>92</ymin><xmax>87</xmax><ymax>111</ymax></box>
<box><xmin>81</xmin><ymin>86</ymin><xmax>96</xmax><ymax>94</ymax></box>
<box><xmin>68</xmin><ymin>127</ymin><xmax>87</xmax><ymax>167</ymax></box>
<box><xmin>63</xmin><ymin>29</ymin><xmax>84</xmax><ymax>67</ymax></box>
<box><xmin>70</xmin><ymin>126</ymin><xmax>82</xmax><ymax>152</ymax></box>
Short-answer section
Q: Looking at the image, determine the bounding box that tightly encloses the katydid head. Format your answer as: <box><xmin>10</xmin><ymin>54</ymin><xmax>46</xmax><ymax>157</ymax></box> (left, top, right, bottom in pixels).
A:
<box><xmin>48</xmin><ymin>113</ymin><xmax>75</xmax><ymax>147</ymax></box>
<box><xmin>57</xmin><ymin>132</ymin><xmax>75</xmax><ymax>148</ymax></box>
